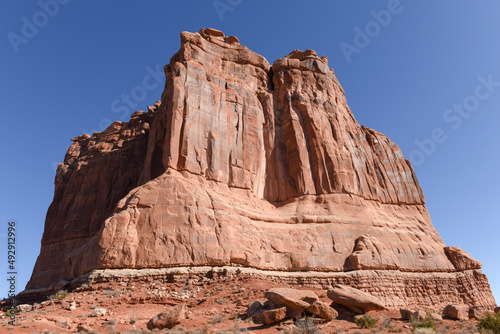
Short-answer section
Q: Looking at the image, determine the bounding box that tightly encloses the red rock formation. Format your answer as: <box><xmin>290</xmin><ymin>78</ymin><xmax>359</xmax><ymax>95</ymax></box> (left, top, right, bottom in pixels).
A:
<box><xmin>26</xmin><ymin>28</ymin><xmax>496</xmax><ymax>310</ymax></box>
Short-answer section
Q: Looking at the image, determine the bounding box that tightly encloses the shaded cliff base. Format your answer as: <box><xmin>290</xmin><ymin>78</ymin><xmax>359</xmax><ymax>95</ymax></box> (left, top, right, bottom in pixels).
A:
<box><xmin>3</xmin><ymin>267</ymin><xmax>499</xmax><ymax>333</ymax></box>
<box><xmin>16</xmin><ymin>266</ymin><xmax>497</xmax><ymax>311</ymax></box>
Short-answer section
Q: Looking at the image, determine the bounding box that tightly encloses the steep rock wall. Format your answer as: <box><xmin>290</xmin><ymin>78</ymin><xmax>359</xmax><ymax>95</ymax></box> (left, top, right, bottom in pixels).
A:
<box><xmin>26</xmin><ymin>28</ymin><xmax>496</xmax><ymax>310</ymax></box>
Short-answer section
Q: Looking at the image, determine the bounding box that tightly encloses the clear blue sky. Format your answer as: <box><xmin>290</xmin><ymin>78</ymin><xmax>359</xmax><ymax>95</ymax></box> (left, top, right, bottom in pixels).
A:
<box><xmin>1</xmin><ymin>1</ymin><xmax>498</xmax><ymax>304</ymax></box>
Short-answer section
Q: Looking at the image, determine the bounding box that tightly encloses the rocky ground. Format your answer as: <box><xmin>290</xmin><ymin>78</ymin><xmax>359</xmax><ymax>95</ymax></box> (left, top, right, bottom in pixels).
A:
<box><xmin>1</xmin><ymin>272</ymin><xmax>494</xmax><ymax>334</ymax></box>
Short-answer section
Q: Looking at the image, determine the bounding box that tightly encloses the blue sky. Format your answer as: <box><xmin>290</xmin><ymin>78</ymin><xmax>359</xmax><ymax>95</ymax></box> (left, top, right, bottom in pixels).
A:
<box><xmin>1</xmin><ymin>1</ymin><xmax>499</xmax><ymax>303</ymax></box>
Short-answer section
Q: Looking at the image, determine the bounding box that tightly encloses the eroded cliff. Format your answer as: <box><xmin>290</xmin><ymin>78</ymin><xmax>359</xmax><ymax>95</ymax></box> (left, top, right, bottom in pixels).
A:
<box><xmin>27</xmin><ymin>28</ymin><xmax>496</xmax><ymax>310</ymax></box>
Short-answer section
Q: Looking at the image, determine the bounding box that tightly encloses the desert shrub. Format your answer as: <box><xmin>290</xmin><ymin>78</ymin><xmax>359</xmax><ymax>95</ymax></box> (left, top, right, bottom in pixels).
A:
<box><xmin>410</xmin><ymin>314</ymin><xmax>436</xmax><ymax>332</ymax></box>
<box><xmin>294</xmin><ymin>318</ymin><xmax>322</xmax><ymax>334</ymax></box>
<box><xmin>49</xmin><ymin>290</ymin><xmax>68</xmax><ymax>300</ymax></box>
<box><xmin>413</xmin><ymin>328</ymin><xmax>437</xmax><ymax>334</ymax></box>
<box><xmin>209</xmin><ymin>313</ymin><xmax>224</xmax><ymax>324</ymax></box>
<box><xmin>354</xmin><ymin>314</ymin><xmax>378</xmax><ymax>329</ymax></box>
<box><xmin>229</xmin><ymin>322</ymin><xmax>247</xmax><ymax>333</ymax></box>
<box><xmin>380</xmin><ymin>315</ymin><xmax>395</xmax><ymax>329</ymax></box>
<box><xmin>478</xmin><ymin>312</ymin><xmax>500</xmax><ymax>334</ymax></box>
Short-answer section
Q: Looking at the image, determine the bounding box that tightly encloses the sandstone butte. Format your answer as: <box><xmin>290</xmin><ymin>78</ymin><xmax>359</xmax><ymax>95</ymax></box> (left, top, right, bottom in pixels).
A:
<box><xmin>25</xmin><ymin>28</ymin><xmax>496</xmax><ymax>311</ymax></box>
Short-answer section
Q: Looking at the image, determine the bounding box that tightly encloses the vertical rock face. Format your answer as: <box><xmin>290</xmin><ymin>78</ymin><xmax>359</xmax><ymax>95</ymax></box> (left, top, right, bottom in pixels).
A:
<box><xmin>27</xmin><ymin>28</ymin><xmax>496</xmax><ymax>310</ymax></box>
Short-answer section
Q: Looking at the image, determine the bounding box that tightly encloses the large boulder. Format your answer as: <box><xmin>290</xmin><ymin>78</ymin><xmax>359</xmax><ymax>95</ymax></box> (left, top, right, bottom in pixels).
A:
<box><xmin>327</xmin><ymin>285</ymin><xmax>385</xmax><ymax>313</ymax></box>
<box><xmin>400</xmin><ymin>308</ymin><xmax>415</xmax><ymax>320</ymax></box>
<box><xmin>252</xmin><ymin>307</ymin><xmax>287</xmax><ymax>325</ymax></box>
<box><xmin>443</xmin><ymin>304</ymin><xmax>469</xmax><ymax>321</ymax></box>
<box><xmin>265</xmin><ymin>288</ymin><xmax>318</xmax><ymax>318</ymax></box>
<box><xmin>306</xmin><ymin>301</ymin><xmax>338</xmax><ymax>321</ymax></box>
<box><xmin>147</xmin><ymin>304</ymin><xmax>186</xmax><ymax>330</ymax></box>
<box><xmin>247</xmin><ymin>301</ymin><xmax>265</xmax><ymax>317</ymax></box>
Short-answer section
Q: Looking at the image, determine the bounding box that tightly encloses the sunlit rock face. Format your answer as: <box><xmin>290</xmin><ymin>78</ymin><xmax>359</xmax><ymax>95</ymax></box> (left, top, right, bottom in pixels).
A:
<box><xmin>27</xmin><ymin>28</ymin><xmax>496</xmax><ymax>310</ymax></box>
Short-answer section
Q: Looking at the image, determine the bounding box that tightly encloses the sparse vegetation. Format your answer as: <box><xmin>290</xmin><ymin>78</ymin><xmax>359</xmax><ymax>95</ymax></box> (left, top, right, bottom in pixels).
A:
<box><xmin>354</xmin><ymin>314</ymin><xmax>378</xmax><ymax>329</ymax></box>
<box><xmin>209</xmin><ymin>313</ymin><xmax>224</xmax><ymax>324</ymax></box>
<box><xmin>410</xmin><ymin>313</ymin><xmax>437</xmax><ymax>333</ymax></box>
<box><xmin>478</xmin><ymin>312</ymin><xmax>500</xmax><ymax>334</ymax></box>
<box><xmin>380</xmin><ymin>315</ymin><xmax>395</xmax><ymax>330</ymax></box>
<box><xmin>294</xmin><ymin>318</ymin><xmax>322</xmax><ymax>334</ymax></box>
<box><xmin>59</xmin><ymin>320</ymin><xmax>70</xmax><ymax>329</ymax></box>
<box><xmin>49</xmin><ymin>290</ymin><xmax>68</xmax><ymax>300</ymax></box>
<box><xmin>413</xmin><ymin>328</ymin><xmax>437</xmax><ymax>334</ymax></box>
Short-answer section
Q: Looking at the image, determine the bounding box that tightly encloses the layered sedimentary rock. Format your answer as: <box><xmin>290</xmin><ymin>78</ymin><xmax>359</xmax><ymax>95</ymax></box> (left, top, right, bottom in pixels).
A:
<box><xmin>27</xmin><ymin>28</ymin><xmax>496</xmax><ymax>309</ymax></box>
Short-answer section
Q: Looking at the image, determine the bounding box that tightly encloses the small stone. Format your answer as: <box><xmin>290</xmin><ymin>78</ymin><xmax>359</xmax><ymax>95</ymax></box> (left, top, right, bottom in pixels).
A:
<box><xmin>77</xmin><ymin>323</ymin><xmax>94</xmax><ymax>332</ymax></box>
<box><xmin>90</xmin><ymin>308</ymin><xmax>107</xmax><ymax>317</ymax></box>
<box><xmin>67</xmin><ymin>301</ymin><xmax>76</xmax><ymax>311</ymax></box>
<box><xmin>430</xmin><ymin>312</ymin><xmax>443</xmax><ymax>321</ymax></box>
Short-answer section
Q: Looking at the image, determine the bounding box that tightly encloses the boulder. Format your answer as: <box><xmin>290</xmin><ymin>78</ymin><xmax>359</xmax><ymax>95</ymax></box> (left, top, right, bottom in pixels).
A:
<box><xmin>265</xmin><ymin>288</ymin><xmax>318</xmax><ymax>318</ymax></box>
<box><xmin>247</xmin><ymin>301</ymin><xmax>265</xmax><ymax>317</ymax></box>
<box><xmin>400</xmin><ymin>308</ymin><xmax>415</xmax><ymax>320</ymax></box>
<box><xmin>252</xmin><ymin>307</ymin><xmax>287</xmax><ymax>325</ymax></box>
<box><xmin>443</xmin><ymin>304</ymin><xmax>469</xmax><ymax>320</ymax></box>
<box><xmin>430</xmin><ymin>313</ymin><xmax>443</xmax><ymax>321</ymax></box>
<box><xmin>412</xmin><ymin>309</ymin><xmax>427</xmax><ymax>322</ymax></box>
<box><xmin>468</xmin><ymin>307</ymin><xmax>484</xmax><ymax>320</ymax></box>
<box><xmin>327</xmin><ymin>285</ymin><xmax>385</xmax><ymax>313</ymax></box>
<box><xmin>306</xmin><ymin>301</ymin><xmax>338</xmax><ymax>321</ymax></box>
<box><xmin>15</xmin><ymin>304</ymin><xmax>32</xmax><ymax>313</ymax></box>
<box><xmin>147</xmin><ymin>304</ymin><xmax>186</xmax><ymax>330</ymax></box>
<box><xmin>444</xmin><ymin>246</ymin><xmax>482</xmax><ymax>270</ymax></box>
<box><xmin>263</xmin><ymin>300</ymin><xmax>275</xmax><ymax>310</ymax></box>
